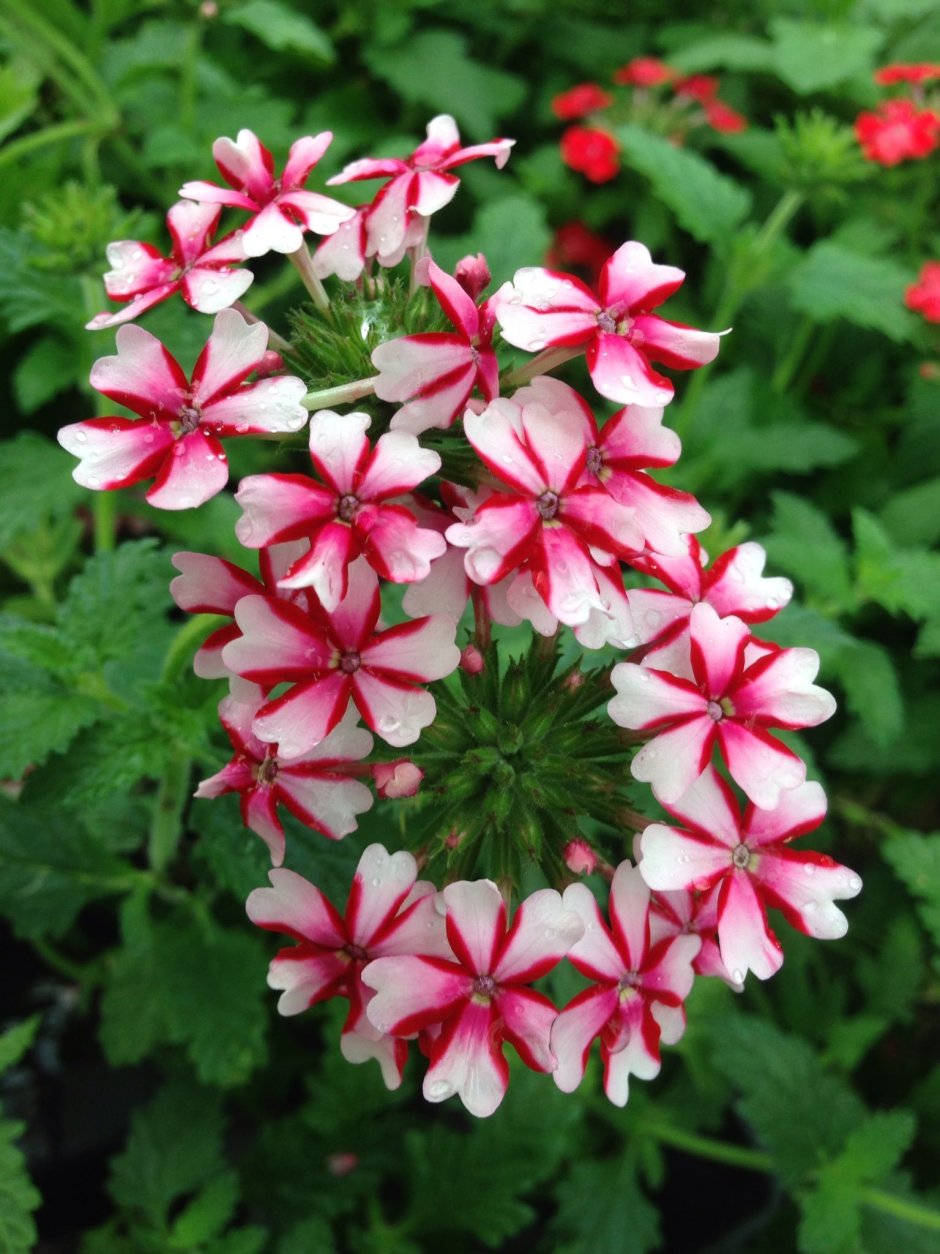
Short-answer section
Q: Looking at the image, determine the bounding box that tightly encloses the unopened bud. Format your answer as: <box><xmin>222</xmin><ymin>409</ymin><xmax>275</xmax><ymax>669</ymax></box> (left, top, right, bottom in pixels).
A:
<box><xmin>445</xmin><ymin>828</ymin><xmax>466</xmax><ymax>849</ymax></box>
<box><xmin>564</xmin><ymin>839</ymin><xmax>598</xmax><ymax>876</ymax></box>
<box><xmin>455</xmin><ymin>253</ymin><xmax>491</xmax><ymax>302</ymax></box>
<box><xmin>918</xmin><ymin>360</ymin><xmax>940</xmax><ymax>381</ymax></box>
<box><xmin>373</xmin><ymin>760</ymin><xmax>424</xmax><ymax>799</ymax></box>
<box><xmin>255</xmin><ymin>350</ymin><xmax>285</xmax><ymax>378</ymax></box>
<box><xmin>199</xmin><ymin>0</ymin><xmax>219</xmax><ymax>17</ymax></box>
<box><xmin>562</xmin><ymin>669</ymin><xmax>585</xmax><ymax>691</ymax></box>
<box><xmin>326</xmin><ymin>1152</ymin><xmax>358</xmax><ymax>1177</ymax></box>
<box><xmin>460</xmin><ymin>644</ymin><xmax>485</xmax><ymax>674</ymax></box>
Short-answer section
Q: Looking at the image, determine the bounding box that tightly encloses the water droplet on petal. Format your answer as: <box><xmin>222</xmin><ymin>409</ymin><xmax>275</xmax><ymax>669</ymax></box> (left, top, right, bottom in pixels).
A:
<box><xmin>74</xmin><ymin>430</ymin><xmax>88</xmax><ymax>443</ymax></box>
<box><xmin>731</xmin><ymin>968</ymin><xmax>744</xmax><ymax>984</ymax></box>
<box><xmin>848</xmin><ymin>876</ymin><xmax>862</xmax><ymax>892</ymax></box>
<box><xmin>803</xmin><ymin>863</ymin><xmax>816</xmax><ymax>876</ymax></box>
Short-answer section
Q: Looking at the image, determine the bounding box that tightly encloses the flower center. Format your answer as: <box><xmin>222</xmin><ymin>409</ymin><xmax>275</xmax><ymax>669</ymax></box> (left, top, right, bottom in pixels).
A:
<box><xmin>732</xmin><ymin>843</ymin><xmax>751</xmax><ymax>870</ymax></box>
<box><xmin>178</xmin><ymin>403</ymin><xmax>201</xmax><ymax>434</ymax></box>
<box><xmin>257</xmin><ymin>755</ymin><xmax>279</xmax><ymax>785</ymax></box>
<box><xmin>596</xmin><ymin>310</ymin><xmax>617</xmax><ymax>334</ymax></box>
<box><xmin>339</xmin><ymin>650</ymin><xmax>361</xmax><ymax>674</ymax></box>
<box><xmin>337</xmin><ymin>493</ymin><xmax>360</xmax><ymax>523</ymax></box>
<box><xmin>706</xmin><ymin>700</ymin><xmax>724</xmax><ymax>722</ymax></box>
<box><xmin>471</xmin><ymin>973</ymin><xmax>498</xmax><ymax>1004</ymax></box>
<box><xmin>586</xmin><ymin>446</ymin><xmax>603</xmax><ymax>476</ymax></box>
<box><xmin>536</xmin><ymin>489</ymin><xmax>560</xmax><ymax>520</ymax></box>
<box><xmin>345</xmin><ymin>942</ymin><xmax>368</xmax><ymax>961</ymax></box>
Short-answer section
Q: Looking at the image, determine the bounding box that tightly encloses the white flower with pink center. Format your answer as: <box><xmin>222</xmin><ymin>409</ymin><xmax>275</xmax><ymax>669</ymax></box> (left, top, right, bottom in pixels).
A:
<box><xmin>638</xmin><ymin>767</ymin><xmax>862</xmax><ymax>982</ymax></box>
<box><xmin>247</xmin><ymin>845</ymin><xmax>452</xmax><ymax>1089</ymax></box>
<box><xmin>58</xmin><ymin>309</ymin><xmax>308</xmax><ymax>510</ymax></box>
<box><xmin>233</xmin><ymin>409</ymin><xmax>446</xmax><ymax>611</ymax></box>
<box><xmin>195</xmin><ymin>687</ymin><xmax>374</xmax><ymax>866</ymax></box>
<box><xmin>444</xmin><ymin>385</ymin><xmax>648</xmax><ymax>626</ymax></box>
<box><xmin>221</xmin><ymin>557</ymin><xmax>460</xmax><ymax>755</ymax></box>
<box><xmin>362</xmin><ymin>879</ymin><xmax>584</xmax><ymax>1117</ymax></box>
<box><xmin>629</xmin><ymin>536</ymin><xmax>794</xmax><ymax>651</ymax></box>
<box><xmin>371</xmin><ymin>259</ymin><xmax>499</xmax><ymax>434</ymax></box>
<box><xmin>492</xmin><ymin>240</ymin><xmax>722</xmax><ymax>407</ymax></box>
<box><xmin>170</xmin><ymin>541</ymin><xmax>310</xmax><ymax>678</ymax></box>
<box><xmin>648</xmin><ymin>882</ymin><xmax>742</xmax><ymax>989</ymax></box>
<box><xmin>328</xmin><ymin>114</ymin><xmax>514</xmax><ymax>264</ymax></box>
<box><xmin>608</xmin><ymin>602</ymin><xmax>836</xmax><ymax>808</ymax></box>
<box><xmin>180</xmin><ymin>129</ymin><xmax>354</xmax><ymax>257</ymax></box>
<box><xmin>550</xmin><ymin>862</ymin><xmax>700</xmax><ymax>1107</ymax></box>
<box><xmin>86</xmin><ymin>201</ymin><xmax>253</xmax><ymax>330</ymax></box>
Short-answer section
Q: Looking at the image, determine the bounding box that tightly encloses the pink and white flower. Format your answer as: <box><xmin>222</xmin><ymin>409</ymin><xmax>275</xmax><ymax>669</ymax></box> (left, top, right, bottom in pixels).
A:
<box><xmin>180</xmin><ymin>129</ymin><xmax>354</xmax><ymax>257</ymax></box>
<box><xmin>196</xmin><ymin>687</ymin><xmax>374</xmax><ymax>866</ymax></box>
<box><xmin>550</xmin><ymin>862</ymin><xmax>700</xmax><ymax>1106</ymax></box>
<box><xmin>247</xmin><ymin>845</ymin><xmax>452</xmax><ymax>1088</ymax></box>
<box><xmin>444</xmin><ymin>383</ymin><xmax>648</xmax><ymax>626</ymax></box>
<box><xmin>222</xmin><ymin>557</ymin><xmax>460</xmax><ymax>755</ymax></box>
<box><xmin>371</xmin><ymin>259</ymin><xmax>499</xmax><ymax>433</ymax></box>
<box><xmin>233</xmin><ymin>409</ymin><xmax>446</xmax><ymax>611</ymax></box>
<box><xmin>86</xmin><ymin>201</ymin><xmax>253</xmax><ymax>330</ymax></box>
<box><xmin>59</xmin><ymin>309</ymin><xmax>308</xmax><ymax>510</ymax></box>
<box><xmin>648</xmin><ymin>883</ymin><xmax>742</xmax><ymax>989</ymax></box>
<box><xmin>638</xmin><ymin>767</ymin><xmax>862</xmax><ymax>982</ymax></box>
<box><xmin>362</xmin><ymin>879</ymin><xmax>584</xmax><ymax>1117</ymax></box>
<box><xmin>328</xmin><ymin>114</ymin><xmax>514</xmax><ymax>265</ymax></box>
<box><xmin>608</xmin><ymin>602</ymin><xmax>836</xmax><ymax>808</ymax></box>
<box><xmin>492</xmin><ymin>241</ymin><xmax>722</xmax><ymax>407</ymax></box>
<box><xmin>312</xmin><ymin>204</ymin><xmax>371</xmax><ymax>281</ymax></box>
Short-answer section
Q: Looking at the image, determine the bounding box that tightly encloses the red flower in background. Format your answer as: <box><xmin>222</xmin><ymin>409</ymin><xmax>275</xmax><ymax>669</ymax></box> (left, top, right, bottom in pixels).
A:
<box><xmin>906</xmin><ymin>262</ymin><xmax>940</xmax><ymax>323</ymax></box>
<box><xmin>875</xmin><ymin>63</ymin><xmax>940</xmax><ymax>86</ymax></box>
<box><xmin>704</xmin><ymin>100</ymin><xmax>748</xmax><ymax>134</ymax></box>
<box><xmin>547</xmin><ymin>222</ymin><xmax>612</xmax><ymax>285</ymax></box>
<box><xmin>674</xmin><ymin>75</ymin><xmax>719</xmax><ymax>104</ymax></box>
<box><xmin>560</xmin><ymin>126</ymin><xmax>620</xmax><ymax>182</ymax></box>
<box><xmin>855</xmin><ymin>99</ymin><xmax>940</xmax><ymax>165</ymax></box>
<box><xmin>552</xmin><ymin>82</ymin><xmax>614</xmax><ymax>120</ymax></box>
<box><xmin>614</xmin><ymin>57</ymin><xmax>674</xmax><ymax>87</ymax></box>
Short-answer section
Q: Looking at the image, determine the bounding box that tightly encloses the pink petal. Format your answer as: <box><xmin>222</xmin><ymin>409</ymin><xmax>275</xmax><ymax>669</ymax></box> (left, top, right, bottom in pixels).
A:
<box><xmin>277</xmin><ymin>770</ymin><xmax>373</xmax><ymax>843</ymax></box>
<box><xmin>345</xmin><ymin>844</ymin><xmax>419</xmax><ymax>948</ymax></box>
<box><xmin>247</xmin><ymin>867</ymin><xmax>346</xmax><ymax>947</ymax></box>
<box><xmin>193</xmin><ymin>624</ymin><xmax>239</xmax><ymax>679</ymax></box>
<box><xmin>658</xmin><ymin>765</ymin><xmax>742</xmax><ymax>846</ymax></box>
<box><xmin>604</xmin><ymin>474</ymin><xmax>710</xmax><ymax>557</ymax></box>
<box><xmin>535</xmin><ymin>525</ymin><xmax>607</xmax><ymax>626</ymax></box>
<box><xmin>90</xmin><ymin>324</ymin><xmax>189</xmax><ymax>418</ymax></box>
<box><xmin>308</xmin><ymin>409</ymin><xmax>371</xmax><ymax>494</ymax></box>
<box><xmin>446</xmin><ymin>496</ymin><xmax>541</xmax><ymax>584</ymax></box>
<box><xmin>718</xmin><ymin>721</ymin><xmax>806</xmax><ymax>810</ymax></box>
<box><xmin>439</xmin><ymin>137</ymin><xmax>515</xmax><ymax>171</ymax></box>
<box><xmin>607</xmin><ymin>862</ymin><xmax>651</xmax><ymax>971</ymax></box>
<box><xmin>732</xmin><ymin>647</ymin><xmax>836</xmax><ymax>729</ymax></box>
<box><xmin>358</xmin><ymin>430</ymin><xmax>441</xmax><ymax>499</ymax></box>
<box><xmin>642</xmin><ymin>933</ymin><xmax>701</xmax><ymax>1003</ymax></box>
<box><xmin>241</xmin><ymin>786</ymin><xmax>286</xmax><ymax>866</ymax></box>
<box><xmin>212</xmin><ymin>129</ymin><xmax>274</xmax><ymax>202</ymax></box>
<box><xmin>177</xmin><ymin>179</ymin><xmax>258</xmax><ymax>211</ymax></box>
<box><xmin>558</xmin><ymin>485</ymin><xmax>645</xmax><ymax>555</ymax></box>
<box><xmin>423</xmin><ymin>999</ymin><xmax>509</xmax><ymax>1117</ymax></box>
<box><xmin>166</xmin><ymin>199</ymin><xmax>221</xmax><ymax>261</ymax></box>
<box><xmin>327</xmin><ymin>557</ymin><xmax>381</xmax><ymax>649</ymax></box>
<box><xmin>191</xmin><ymin>308</ymin><xmax>267</xmax><ymax>406</ymax></box>
<box><xmin>752</xmin><ymin>848</ymin><xmax>862</xmax><ymax>939</ymax></box>
<box><xmin>373</xmin><ymin>333</ymin><xmax>472</xmax><ymax>400</ymax></box>
<box><xmin>631</xmin><ymin>715</ymin><xmax>716</xmax><ymax>805</ymax></box>
<box><xmin>631</xmin><ymin>315</ymin><xmax>722</xmax><ymax>370</ymax></box>
<box><xmin>282</xmin><ymin>131</ymin><xmax>333</xmax><ymax>188</ymax></box>
<box><xmin>146</xmin><ymin>428</ymin><xmax>228</xmax><ymax>510</ymax></box>
<box><xmin>253</xmin><ymin>674</ymin><xmax>351</xmax><ymax>759</ymax></box>
<box><xmin>224</xmin><ymin>595</ymin><xmax>331</xmax><ymax>682</ymax></box>
<box><xmin>601</xmin><ymin>998</ymin><xmax>662</xmax><ymax>1106</ymax></box>
<box><xmin>716</xmin><ymin>870</ymin><xmax>783</xmax><ymax>982</ymax></box>
<box><xmin>442</xmin><ymin>879</ymin><xmax>505</xmax><ymax>975</ymax></box>
<box><xmin>361</xmin><ymin>506</ymin><xmax>447</xmax><ymax>584</ymax></box>
<box><xmin>689</xmin><ymin>603</ymin><xmax>749</xmax><ymax>699</ymax></box>
<box><xmin>496</xmin><ymin>987</ymin><xmax>558</xmax><ymax>1071</ymax></box>
<box><xmin>597</xmin><ymin>403</ymin><xmax>680</xmax><ymax>470</ymax></box>
<box><xmin>744</xmin><ymin>779</ymin><xmax>827</xmax><ymax>848</ymax></box>
<box><xmin>181</xmin><ymin>265</ymin><xmax>254</xmax><ymax>314</ymax></box>
<box><xmin>628</xmin><ymin>588</ymin><xmax>691</xmax><ymax>645</ymax></box>
<box><xmin>639</xmin><ymin>824</ymin><xmax>730</xmax><ymax>893</ymax></box>
<box><xmin>462</xmin><ymin>399</ymin><xmax>545</xmax><ymax>494</ymax></box>
<box><xmin>705</xmin><ymin>542</ymin><xmax>793</xmax><ymax>622</ymax></box>
<box><xmin>362</xmin><ymin>614</ymin><xmax>459</xmax><ymax>682</ymax></box>
<box><xmin>410</xmin><ymin>169</ymin><xmax>461</xmax><ymax>216</ymax></box>
<box><xmin>100</xmin><ymin>240</ymin><xmax>174</xmax><ymax>299</ymax></box>
<box><xmin>561</xmin><ymin>883</ymin><xmax>624</xmax><ymax>982</ymax></box>
<box><xmin>235</xmin><ymin>474</ymin><xmax>334</xmax><ymax>548</ymax></box>
<box><xmin>373</xmin><ymin>890</ymin><xmax>453</xmax><ymax>961</ymax></box>
<box><xmin>327</xmin><ymin>156</ymin><xmax>407</xmax><ymax>185</ymax></box>
<box><xmin>494</xmin><ymin>267</ymin><xmax>598</xmax><ymax>350</ymax></box>
<box><xmin>401</xmin><ymin>546</ymin><xmax>472</xmax><ymax>621</ymax></box>
<box><xmin>573</xmin><ymin>563</ymin><xmax>639</xmax><ymax>650</ymax></box>
<box><xmin>365</xmin><ymin>176</ymin><xmax>413</xmax><ymax>260</ymax></box>
<box><xmin>551</xmin><ymin>985</ymin><xmax>619</xmax><ymax>1093</ymax></box>
<box><xmin>598</xmin><ymin>241</ymin><xmax>684</xmax><ymax>314</ymax></box>
<box><xmin>169</xmin><ymin>551</ymin><xmax>260</xmax><ymax>613</ymax></box>
<box><xmin>278</xmin><ymin>521</ymin><xmax>357</xmax><ymax>609</ymax></box>
<box><xmin>265</xmin><ymin>947</ymin><xmax>349</xmax><ymax>1015</ymax></box>
<box><xmin>85</xmin><ymin>285</ymin><xmax>180</xmax><ymax>330</ymax></box>
<box><xmin>362</xmin><ymin>955</ymin><xmax>470</xmax><ymax>1035</ymax></box>
<box><xmin>494</xmin><ymin>888</ymin><xmax>584</xmax><ymax>984</ymax></box>
<box><xmin>340</xmin><ymin>1020</ymin><xmax>409</xmax><ymax>1091</ymax></box>
<box><xmin>205</xmin><ymin>375</ymin><xmax>307</xmax><ymax>436</ymax></box>
<box><xmin>351</xmin><ymin>672</ymin><xmax>437</xmax><ymax>747</ymax></box>
<box><xmin>312</xmin><ymin>207</ymin><xmax>368</xmax><ymax>281</ymax></box>
<box><xmin>587</xmin><ymin>333</ymin><xmax>674</xmax><ymax>407</ymax></box>
<box><xmin>58</xmin><ymin>418</ymin><xmax>174</xmax><ymax>490</ymax></box>
<box><xmin>426</xmin><ymin>259</ymin><xmax>479</xmax><ymax>337</ymax></box>
<box><xmin>608</xmin><ymin>663</ymin><xmax>704</xmax><ymax>731</ymax></box>
<box><xmin>241</xmin><ymin>202</ymin><xmax>305</xmax><ymax>256</ymax></box>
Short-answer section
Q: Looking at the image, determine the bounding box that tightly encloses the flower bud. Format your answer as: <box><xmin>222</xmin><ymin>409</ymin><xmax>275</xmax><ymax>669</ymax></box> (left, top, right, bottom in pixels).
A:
<box><xmin>255</xmin><ymin>350</ymin><xmax>285</xmax><ymax>378</ymax></box>
<box><xmin>373</xmin><ymin>760</ymin><xmax>424</xmax><ymax>799</ymax></box>
<box><xmin>460</xmin><ymin>644</ymin><xmax>485</xmax><ymax>675</ymax></box>
<box><xmin>455</xmin><ymin>253</ymin><xmax>492</xmax><ymax>302</ymax></box>
<box><xmin>564</xmin><ymin>839</ymin><xmax>598</xmax><ymax>876</ymax></box>
<box><xmin>326</xmin><ymin>1152</ymin><xmax>358</xmax><ymax>1177</ymax></box>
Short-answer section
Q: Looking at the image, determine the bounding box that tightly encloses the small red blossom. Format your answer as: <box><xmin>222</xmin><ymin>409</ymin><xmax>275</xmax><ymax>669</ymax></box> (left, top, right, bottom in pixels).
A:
<box><xmin>855</xmin><ymin>99</ymin><xmax>940</xmax><ymax>165</ymax></box>
<box><xmin>906</xmin><ymin>262</ymin><xmax>940</xmax><ymax>323</ymax></box>
<box><xmin>552</xmin><ymin>82</ymin><xmax>614</xmax><ymax>120</ymax></box>
<box><xmin>874</xmin><ymin>63</ymin><xmax>940</xmax><ymax>86</ymax></box>
<box><xmin>613</xmin><ymin>58</ymin><xmax>674</xmax><ymax>87</ymax></box>
<box><xmin>547</xmin><ymin>222</ymin><xmax>612</xmax><ymax>285</ymax></box>
<box><xmin>674</xmin><ymin>75</ymin><xmax>719</xmax><ymax>104</ymax></box>
<box><xmin>560</xmin><ymin>126</ymin><xmax>620</xmax><ymax>183</ymax></box>
<box><xmin>704</xmin><ymin>100</ymin><xmax>748</xmax><ymax>134</ymax></box>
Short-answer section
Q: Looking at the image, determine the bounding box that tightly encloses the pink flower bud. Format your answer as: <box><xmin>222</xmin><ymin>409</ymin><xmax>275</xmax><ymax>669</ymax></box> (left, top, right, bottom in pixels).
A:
<box><xmin>455</xmin><ymin>253</ymin><xmax>492</xmax><ymax>302</ymax></box>
<box><xmin>460</xmin><ymin>645</ymin><xmax>485</xmax><ymax>675</ymax></box>
<box><xmin>326</xmin><ymin>1152</ymin><xmax>359</xmax><ymax>1177</ymax></box>
<box><xmin>199</xmin><ymin>0</ymin><xmax>218</xmax><ymax>16</ymax></box>
<box><xmin>562</xmin><ymin>670</ymin><xmax>584</xmax><ymax>691</ymax></box>
<box><xmin>445</xmin><ymin>828</ymin><xmax>466</xmax><ymax>849</ymax></box>
<box><xmin>255</xmin><ymin>349</ymin><xmax>285</xmax><ymax>378</ymax></box>
<box><xmin>564</xmin><ymin>839</ymin><xmax>598</xmax><ymax>876</ymax></box>
<box><xmin>373</xmin><ymin>760</ymin><xmax>424</xmax><ymax>799</ymax></box>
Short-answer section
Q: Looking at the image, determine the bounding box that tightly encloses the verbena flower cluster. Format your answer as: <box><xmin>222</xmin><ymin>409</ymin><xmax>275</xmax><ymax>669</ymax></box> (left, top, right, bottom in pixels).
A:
<box><xmin>855</xmin><ymin>62</ymin><xmax>940</xmax><ymax>166</ymax></box>
<box><xmin>60</xmin><ymin>116</ymin><xmax>861</xmax><ymax>1119</ymax></box>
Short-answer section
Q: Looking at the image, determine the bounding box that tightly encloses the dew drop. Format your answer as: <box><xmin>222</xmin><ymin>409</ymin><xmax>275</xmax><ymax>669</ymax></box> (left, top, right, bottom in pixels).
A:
<box><xmin>143</xmin><ymin>432</ymin><xmax>155</xmax><ymax>445</ymax></box>
<box><xmin>644</xmin><ymin>609</ymin><xmax>662</xmax><ymax>630</ymax></box>
<box><xmin>544</xmin><ymin>928</ymin><xmax>556</xmax><ymax>940</ymax></box>
<box><xmin>731</xmin><ymin>968</ymin><xmax>744</xmax><ymax>984</ymax></box>
<box><xmin>803</xmin><ymin>863</ymin><xmax>816</xmax><ymax>876</ymax></box>
<box><xmin>677</xmin><ymin>855</ymin><xmax>691</xmax><ymax>865</ymax></box>
<box><xmin>371</xmin><ymin>877</ymin><xmax>381</xmax><ymax>887</ymax></box>
<box><xmin>74</xmin><ymin>430</ymin><xmax>88</xmax><ymax>443</ymax></box>
<box><xmin>848</xmin><ymin>876</ymin><xmax>862</xmax><ymax>892</ymax></box>
<box><xmin>767</xmin><ymin>596</ymin><xmax>780</xmax><ymax>610</ymax></box>
<box><xmin>427</xmin><ymin>1080</ymin><xmax>452</xmax><ymax>1099</ymax></box>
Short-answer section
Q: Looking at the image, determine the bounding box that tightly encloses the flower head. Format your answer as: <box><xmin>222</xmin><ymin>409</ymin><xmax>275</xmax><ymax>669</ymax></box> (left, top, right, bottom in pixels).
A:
<box><xmin>855</xmin><ymin>100</ymin><xmax>940</xmax><ymax>165</ymax></box>
<box><xmin>906</xmin><ymin>261</ymin><xmax>940</xmax><ymax>323</ymax></box>
<box><xmin>552</xmin><ymin>82</ymin><xmax>614</xmax><ymax>120</ymax></box>
<box><xmin>559</xmin><ymin>126</ymin><xmax>620</xmax><ymax>182</ymax></box>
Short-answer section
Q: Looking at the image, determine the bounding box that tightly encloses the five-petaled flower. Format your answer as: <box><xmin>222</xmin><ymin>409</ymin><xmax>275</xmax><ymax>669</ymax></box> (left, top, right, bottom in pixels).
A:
<box><xmin>59</xmin><ymin>309</ymin><xmax>308</xmax><ymax>510</ymax></box>
<box><xmin>855</xmin><ymin>100</ymin><xmax>940</xmax><ymax>166</ymax></box>
<box><xmin>362</xmin><ymin>878</ymin><xmax>584</xmax><ymax>1117</ymax></box>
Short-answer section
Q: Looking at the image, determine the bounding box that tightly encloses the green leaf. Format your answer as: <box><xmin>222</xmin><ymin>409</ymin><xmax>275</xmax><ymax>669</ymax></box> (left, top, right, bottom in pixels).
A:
<box><xmin>0</xmin><ymin>796</ymin><xmax>133</xmax><ymax>939</ymax></box>
<box><xmin>0</xmin><ymin>432</ymin><xmax>84</xmax><ymax>550</ymax></box>
<box><xmin>786</xmin><ymin>243</ymin><xmax>919</xmax><ymax>343</ymax></box>
<box><xmin>763</xmin><ymin>492</ymin><xmax>853</xmax><ymax>610</ymax></box>
<box><xmin>364</xmin><ymin>30</ymin><xmax>525</xmax><ymax>137</ymax></box>
<box><xmin>109</xmin><ymin>1080</ymin><xmax>226</xmax><ymax>1229</ymax></box>
<box><xmin>0</xmin><ymin>1017</ymin><xmax>40</xmax><ymax>1075</ymax></box>
<box><xmin>223</xmin><ymin>0</ymin><xmax>335</xmax><ymax>64</ymax></box>
<box><xmin>881</xmin><ymin>476</ymin><xmax>940</xmax><ymax>547</ymax></box>
<box><xmin>770</xmin><ymin>20</ymin><xmax>883</xmax><ymax>94</ymax></box>
<box><xmin>551</xmin><ymin>1156</ymin><xmax>660</xmax><ymax>1254</ymax></box>
<box><xmin>853</xmin><ymin>509</ymin><xmax>940</xmax><ymax>622</ymax></box>
<box><xmin>12</xmin><ymin>335</ymin><xmax>81</xmax><ymax>414</ymax></box>
<box><xmin>0</xmin><ymin>58</ymin><xmax>41</xmax><ymax>144</ymax></box>
<box><xmin>616</xmin><ymin>124</ymin><xmax>752</xmax><ymax>246</ymax></box>
<box><xmin>100</xmin><ymin>909</ymin><xmax>269</xmax><ymax>1087</ymax></box>
<box><xmin>0</xmin><ymin>1119</ymin><xmax>41</xmax><ymax>1254</ymax></box>
<box><xmin>0</xmin><ymin>678</ymin><xmax>100</xmax><ymax>778</ymax></box>
<box><xmin>669</xmin><ymin>33</ymin><xmax>776</xmax><ymax>73</ymax></box>
<box><xmin>709</xmin><ymin>1015</ymin><xmax>866</xmax><ymax>1186</ymax></box>
<box><xmin>832</xmin><ymin>640</ymin><xmax>904</xmax><ymax>749</ymax></box>
<box><xmin>167</xmin><ymin>1170</ymin><xmax>239</xmax><ymax>1249</ymax></box>
<box><xmin>278</xmin><ymin>1219</ymin><xmax>338</xmax><ymax>1254</ymax></box>
<box><xmin>883</xmin><ymin>831</ymin><xmax>940</xmax><ymax>948</ymax></box>
<box><xmin>0</xmin><ymin>229</ymin><xmax>83</xmax><ymax>333</ymax></box>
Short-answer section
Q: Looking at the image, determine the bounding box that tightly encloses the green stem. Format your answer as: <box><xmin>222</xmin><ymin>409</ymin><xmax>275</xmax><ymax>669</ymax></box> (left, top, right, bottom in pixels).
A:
<box><xmin>93</xmin><ymin>492</ymin><xmax>116</xmax><ymax>554</ymax></box>
<box><xmin>770</xmin><ymin>314</ymin><xmax>814</xmax><ymax>395</ymax></box>
<box><xmin>32</xmin><ymin>938</ymin><xmax>93</xmax><ymax>984</ymax></box>
<box><xmin>289</xmin><ymin>244</ymin><xmax>332</xmax><ymax>316</ymax></box>
<box><xmin>861</xmin><ymin>1187</ymin><xmax>940</xmax><ymax>1232</ymax></box>
<box><xmin>148</xmin><ymin>751</ymin><xmax>191</xmax><ymax>874</ymax></box>
<box><xmin>303</xmin><ymin>377</ymin><xmax>379</xmax><ymax>410</ymax></box>
<box><xmin>502</xmin><ymin>344</ymin><xmax>583</xmax><ymax>388</ymax></box>
<box><xmin>0</xmin><ymin>118</ymin><xmax>105</xmax><ymax>168</ymax></box>
<box><xmin>160</xmin><ymin>613</ymin><xmax>224</xmax><ymax>683</ymax></box>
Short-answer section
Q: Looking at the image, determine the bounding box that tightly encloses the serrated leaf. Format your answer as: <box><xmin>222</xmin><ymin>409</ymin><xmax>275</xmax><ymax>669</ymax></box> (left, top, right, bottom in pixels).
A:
<box><xmin>0</xmin><ymin>1119</ymin><xmax>41</xmax><ymax>1254</ymax></box>
<box><xmin>763</xmin><ymin>492</ymin><xmax>853</xmax><ymax>610</ymax></box>
<box><xmin>109</xmin><ymin>1080</ymin><xmax>226</xmax><ymax>1228</ymax></box>
<box><xmin>0</xmin><ymin>1017</ymin><xmax>40</xmax><ymax>1074</ymax></box>
<box><xmin>0</xmin><ymin>432</ymin><xmax>85</xmax><ymax>550</ymax></box>
<box><xmin>881</xmin><ymin>476</ymin><xmax>940</xmax><ymax>547</ymax></box>
<box><xmin>0</xmin><ymin>682</ymin><xmax>100</xmax><ymax>778</ymax></box>
<box><xmin>883</xmin><ymin>832</ymin><xmax>940</xmax><ymax>947</ymax></box>
<box><xmin>0</xmin><ymin>796</ymin><xmax>134</xmax><ymax>939</ymax></box>
<box><xmin>616</xmin><ymin>124</ymin><xmax>752</xmax><ymax>246</ymax></box>
<box><xmin>167</xmin><ymin>1170</ymin><xmax>239</xmax><ymax>1249</ymax></box>
<box><xmin>364</xmin><ymin>30</ymin><xmax>525</xmax><ymax>137</ymax></box>
<box><xmin>832</xmin><ymin>639</ymin><xmax>904</xmax><ymax>748</ymax></box>
<box><xmin>770</xmin><ymin>20</ymin><xmax>883</xmax><ymax>94</ymax></box>
<box><xmin>787</xmin><ymin>243</ymin><xmax>919</xmax><ymax>342</ymax></box>
<box><xmin>0</xmin><ymin>230</ymin><xmax>84</xmax><ymax>332</ymax></box>
<box><xmin>853</xmin><ymin>509</ymin><xmax>940</xmax><ymax>621</ymax></box>
<box><xmin>277</xmin><ymin>1218</ymin><xmax>338</xmax><ymax>1254</ymax></box>
<box><xmin>224</xmin><ymin>0</ymin><xmax>335</xmax><ymax>63</ymax></box>
<box><xmin>552</xmin><ymin>1155</ymin><xmax>660</xmax><ymax>1254</ymax></box>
